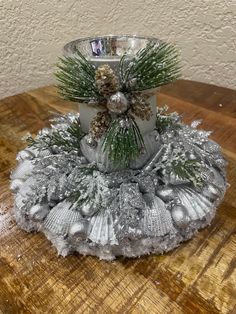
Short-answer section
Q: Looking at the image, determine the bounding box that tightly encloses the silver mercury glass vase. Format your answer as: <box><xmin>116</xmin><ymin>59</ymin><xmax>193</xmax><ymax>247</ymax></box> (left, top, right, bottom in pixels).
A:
<box><xmin>64</xmin><ymin>35</ymin><xmax>161</xmax><ymax>172</ymax></box>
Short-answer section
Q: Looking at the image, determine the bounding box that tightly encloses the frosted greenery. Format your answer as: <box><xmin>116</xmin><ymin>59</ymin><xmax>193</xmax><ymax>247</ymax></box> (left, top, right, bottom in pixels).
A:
<box><xmin>120</xmin><ymin>42</ymin><xmax>181</xmax><ymax>92</ymax></box>
<box><xmin>102</xmin><ymin>115</ymin><xmax>144</xmax><ymax>166</ymax></box>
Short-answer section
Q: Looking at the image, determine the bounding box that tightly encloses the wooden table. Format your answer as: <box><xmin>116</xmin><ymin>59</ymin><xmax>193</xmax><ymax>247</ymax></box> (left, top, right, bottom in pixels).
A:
<box><xmin>0</xmin><ymin>80</ymin><xmax>236</xmax><ymax>314</ymax></box>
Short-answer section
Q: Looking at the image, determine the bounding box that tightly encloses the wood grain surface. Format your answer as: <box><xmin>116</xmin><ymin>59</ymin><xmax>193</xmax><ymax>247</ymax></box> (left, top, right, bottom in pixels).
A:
<box><xmin>0</xmin><ymin>80</ymin><xmax>236</xmax><ymax>314</ymax></box>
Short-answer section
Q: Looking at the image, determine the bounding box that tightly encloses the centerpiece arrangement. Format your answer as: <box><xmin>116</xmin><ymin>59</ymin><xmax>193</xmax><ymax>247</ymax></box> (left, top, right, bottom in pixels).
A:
<box><xmin>11</xmin><ymin>35</ymin><xmax>227</xmax><ymax>260</ymax></box>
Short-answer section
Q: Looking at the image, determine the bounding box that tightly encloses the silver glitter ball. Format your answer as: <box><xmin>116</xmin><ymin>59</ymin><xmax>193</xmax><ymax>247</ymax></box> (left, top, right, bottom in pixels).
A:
<box><xmin>69</xmin><ymin>221</ymin><xmax>89</xmax><ymax>238</ymax></box>
<box><xmin>80</xmin><ymin>204</ymin><xmax>98</xmax><ymax>217</ymax></box>
<box><xmin>29</xmin><ymin>204</ymin><xmax>50</xmax><ymax>221</ymax></box>
<box><xmin>10</xmin><ymin>178</ymin><xmax>24</xmax><ymax>193</ymax></box>
<box><xmin>86</xmin><ymin>135</ymin><xmax>97</xmax><ymax>148</ymax></box>
<box><xmin>171</xmin><ymin>205</ymin><xmax>189</xmax><ymax>228</ymax></box>
<box><xmin>202</xmin><ymin>184</ymin><xmax>219</xmax><ymax>200</ymax></box>
<box><xmin>52</xmin><ymin>145</ymin><xmax>60</xmax><ymax>154</ymax></box>
<box><xmin>208</xmin><ymin>184</ymin><xmax>219</xmax><ymax>196</ymax></box>
<box><xmin>187</xmin><ymin>152</ymin><xmax>197</xmax><ymax>160</ymax></box>
<box><xmin>156</xmin><ymin>187</ymin><xmax>175</xmax><ymax>202</ymax></box>
<box><xmin>107</xmin><ymin>92</ymin><xmax>128</xmax><ymax>114</ymax></box>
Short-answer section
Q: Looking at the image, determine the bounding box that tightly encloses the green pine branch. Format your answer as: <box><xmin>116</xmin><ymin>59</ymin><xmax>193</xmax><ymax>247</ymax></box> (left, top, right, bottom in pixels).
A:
<box><xmin>120</xmin><ymin>41</ymin><xmax>181</xmax><ymax>92</ymax></box>
<box><xmin>171</xmin><ymin>158</ymin><xmax>203</xmax><ymax>187</ymax></box>
<box><xmin>157</xmin><ymin>148</ymin><xmax>204</xmax><ymax>187</ymax></box>
<box><xmin>68</xmin><ymin>166</ymin><xmax>97</xmax><ymax>207</ymax></box>
<box><xmin>102</xmin><ymin>115</ymin><xmax>145</xmax><ymax>166</ymax></box>
<box><xmin>55</xmin><ymin>49</ymin><xmax>101</xmax><ymax>102</ymax></box>
<box><xmin>26</xmin><ymin>119</ymin><xmax>84</xmax><ymax>152</ymax></box>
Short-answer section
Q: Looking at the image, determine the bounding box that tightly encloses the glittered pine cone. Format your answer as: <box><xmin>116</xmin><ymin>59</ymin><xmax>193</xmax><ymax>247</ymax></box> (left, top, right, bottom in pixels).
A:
<box><xmin>129</xmin><ymin>94</ymin><xmax>153</xmax><ymax>121</ymax></box>
<box><xmin>90</xmin><ymin>111</ymin><xmax>111</xmax><ymax>139</ymax></box>
<box><xmin>95</xmin><ymin>65</ymin><xmax>119</xmax><ymax>97</ymax></box>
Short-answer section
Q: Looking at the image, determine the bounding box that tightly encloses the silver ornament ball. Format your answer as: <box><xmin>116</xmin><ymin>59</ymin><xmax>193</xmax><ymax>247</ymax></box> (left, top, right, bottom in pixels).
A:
<box><xmin>69</xmin><ymin>221</ymin><xmax>89</xmax><ymax>238</ymax></box>
<box><xmin>203</xmin><ymin>184</ymin><xmax>219</xmax><ymax>200</ymax></box>
<box><xmin>80</xmin><ymin>204</ymin><xmax>98</xmax><ymax>217</ymax></box>
<box><xmin>86</xmin><ymin>135</ymin><xmax>97</xmax><ymax>148</ymax></box>
<box><xmin>10</xmin><ymin>178</ymin><xmax>24</xmax><ymax>193</ymax></box>
<box><xmin>171</xmin><ymin>204</ymin><xmax>189</xmax><ymax>228</ymax></box>
<box><xmin>156</xmin><ymin>187</ymin><xmax>175</xmax><ymax>202</ymax></box>
<box><xmin>186</xmin><ymin>152</ymin><xmax>197</xmax><ymax>160</ymax></box>
<box><xmin>107</xmin><ymin>92</ymin><xmax>128</xmax><ymax>114</ymax></box>
<box><xmin>29</xmin><ymin>204</ymin><xmax>50</xmax><ymax>221</ymax></box>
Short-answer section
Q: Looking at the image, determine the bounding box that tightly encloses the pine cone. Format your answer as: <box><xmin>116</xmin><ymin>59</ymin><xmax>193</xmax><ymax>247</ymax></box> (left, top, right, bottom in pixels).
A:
<box><xmin>95</xmin><ymin>65</ymin><xmax>119</xmax><ymax>97</ymax></box>
<box><xmin>90</xmin><ymin>111</ymin><xmax>111</xmax><ymax>139</ymax></box>
<box><xmin>129</xmin><ymin>94</ymin><xmax>153</xmax><ymax>120</ymax></box>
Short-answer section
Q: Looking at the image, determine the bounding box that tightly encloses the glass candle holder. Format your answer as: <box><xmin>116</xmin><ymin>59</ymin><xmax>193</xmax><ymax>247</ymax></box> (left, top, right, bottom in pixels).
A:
<box><xmin>63</xmin><ymin>35</ymin><xmax>161</xmax><ymax>135</ymax></box>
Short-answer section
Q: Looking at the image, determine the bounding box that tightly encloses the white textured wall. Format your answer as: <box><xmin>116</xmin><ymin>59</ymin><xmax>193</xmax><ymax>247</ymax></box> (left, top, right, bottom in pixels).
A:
<box><xmin>0</xmin><ymin>0</ymin><xmax>235</xmax><ymax>99</ymax></box>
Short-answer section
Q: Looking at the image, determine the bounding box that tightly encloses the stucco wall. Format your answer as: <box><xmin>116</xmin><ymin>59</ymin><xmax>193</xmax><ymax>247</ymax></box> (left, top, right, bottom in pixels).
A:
<box><xmin>0</xmin><ymin>0</ymin><xmax>235</xmax><ymax>99</ymax></box>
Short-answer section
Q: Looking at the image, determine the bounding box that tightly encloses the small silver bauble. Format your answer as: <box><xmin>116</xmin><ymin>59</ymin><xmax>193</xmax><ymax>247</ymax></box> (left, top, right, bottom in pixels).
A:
<box><xmin>107</xmin><ymin>92</ymin><xmax>128</xmax><ymax>114</ymax></box>
<box><xmin>203</xmin><ymin>184</ymin><xmax>219</xmax><ymax>199</ymax></box>
<box><xmin>156</xmin><ymin>187</ymin><xmax>175</xmax><ymax>202</ymax></box>
<box><xmin>11</xmin><ymin>160</ymin><xmax>34</xmax><ymax>180</ymax></box>
<box><xmin>209</xmin><ymin>184</ymin><xmax>219</xmax><ymax>196</ymax></box>
<box><xmin>86</xmin><ymin>135</ymin><xmax>97</xmax><ymax>148</ymax></box>
<box><xmin>29</xmin><ymin>204</ymin><xmax>50</xmax><ymax>221</ymax></box>
<box><xmin>69</xmin><ymin>221</ymin><xmax>89</xmax><ymax>238</ymax></box>
<box><xmin>80</xmin><ymin>204</ymin><xmax>98</xmax><ymax>217</ymax></box>
<box><xmin>171</xmin><ymin>205</ymin><xmax>189</xmax><ymax>228</ymax></box>
<box><xmin>10</xmin><ymin>178</ymin><xmax>24</xmax><ymax>193</ymax></box>
<box><xmin>16</xmin><ymin>149</ymin><xmax>35</xmax><ymax>162</ymax></box>
<box><xmin>186</xmin><ymin>152</ymin><xmax>197</xmax><ymax>160</ymax></box>
<box><xmin>52</xmin><ymin>145</ymin><xmax>60</xmax><ymax>154</ymax></box>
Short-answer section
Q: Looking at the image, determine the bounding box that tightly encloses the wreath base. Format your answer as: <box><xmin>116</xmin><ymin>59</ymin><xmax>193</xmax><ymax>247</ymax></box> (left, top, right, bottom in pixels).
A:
<box><xmin>11</xmin><ymin>113</ymin><xmax>227</xmax><ymax>260</ymax></box>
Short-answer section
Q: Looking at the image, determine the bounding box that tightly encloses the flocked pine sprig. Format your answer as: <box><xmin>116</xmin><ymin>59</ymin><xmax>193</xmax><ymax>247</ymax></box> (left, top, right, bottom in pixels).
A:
<box><xmin>156</xmin><ymin>105</ymin><xmax>182</xmax><ymax>134</ymax></box>
<box><xmin>55</xmin><ymin>49</ymin><xmax>101</xmax><ymax>102</ymax></box>
<box><xmin>68</xmin><ymin>167</ymin><xmax>99</xmax><ymax>207</ymax></box>
<box><xmin>120</xmin><ymin>41</ymin><xmax>181</xmax><ymax>92</ymax></box>
<box><xmin>102</xmin><ymin>115</ymin><xmax>145</xmax><ymax>166</ymax></box>
<box><xmin>26</xmin><ymin>118</ymin><xmax>84</xmax><ymax>153</ymax></box>
<box><xmin>156</xmin><ymin>146</ymin><xmax>204</xmax><ymax>187</ymax></box>
<box><xmin>170</xmin><ymin>154</ymin><xmax>204</xmax><ymax>187</ymax></box>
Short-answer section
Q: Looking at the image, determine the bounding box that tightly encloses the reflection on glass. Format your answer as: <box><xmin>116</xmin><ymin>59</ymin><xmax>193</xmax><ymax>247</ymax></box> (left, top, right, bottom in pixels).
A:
<box><xmin>64</xmin><ymin>35</ymin><xmax>160</xmax><ymax>59</ymax></box>
<box><xmin>90</xmin><ymin>39</ymin><xmax>105</xmax><ymax>56</ymax></box>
